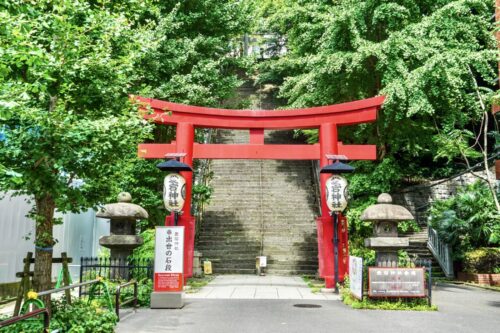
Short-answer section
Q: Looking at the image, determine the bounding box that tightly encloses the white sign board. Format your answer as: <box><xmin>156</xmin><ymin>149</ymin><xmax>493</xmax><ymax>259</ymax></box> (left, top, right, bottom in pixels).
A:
<box><xmin>154</xmin><ymin>226</ymin><xmax>184</xmax><ymax>292</ymax></box>
<box><xmin>163</xmin><ymin>174</ymin><xmax>186</xmax><ymax>212</ymax></box>
<box><xmin>349</xmin><ymin>256</ymin><xmax>363</xmax><ymax>300</ymax></box>
<box><xmin>258</xmin><ymin>256</ymin><xmax>267</xmax><ymax>267</ymax></box>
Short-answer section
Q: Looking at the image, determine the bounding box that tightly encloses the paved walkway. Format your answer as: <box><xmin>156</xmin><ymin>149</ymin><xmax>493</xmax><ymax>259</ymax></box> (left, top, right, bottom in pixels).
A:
<box><xmin>186</xmin><ymin>275</ymin><xmax>339</xmax><ymax>300</ymax></box>
<box><xmin>117</xmin><ymin>281</ymin><xmax>500</xmax><ymax>333</ymax></box>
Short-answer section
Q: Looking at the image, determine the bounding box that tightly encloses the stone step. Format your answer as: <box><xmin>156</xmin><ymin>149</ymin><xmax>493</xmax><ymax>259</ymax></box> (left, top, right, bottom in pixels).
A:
<box><xmin>200</xmin><ymin>247</ymin><xmax>315</xmax><ymax>254</ymax></box>
<box><xmin>197</xmin><ymin>126</ymin><xmax>321</xmax><ymax>275</ymax></box>
<box><xmin>199</xmin><ymin>226</ymin><xmax>317</xmax><ymax>232</ymax></box>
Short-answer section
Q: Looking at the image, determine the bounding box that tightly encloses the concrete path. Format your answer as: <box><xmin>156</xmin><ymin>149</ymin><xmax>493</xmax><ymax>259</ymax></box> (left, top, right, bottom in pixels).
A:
<box><xmin>186</xmin><ymin>275</ymin><xmax>339</xmax><ymax>300</ymax></box>
<box><xmin>117</xmin><ymin>281</ymin><xmax>500</xmax><ymax>333</ymax></box>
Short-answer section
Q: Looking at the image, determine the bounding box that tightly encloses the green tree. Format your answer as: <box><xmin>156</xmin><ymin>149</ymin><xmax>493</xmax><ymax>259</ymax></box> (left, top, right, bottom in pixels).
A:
<box><xmin>251</xmin><ymin>0</ymin><xmax>499</xmax><ymax>254</ymax></box>
<box><xmin>0</xmin><ymin>0</ymin><xmax>252</xmax><ymax>294</ymax></box>
<box><xmin>110</xmin><ymin>0</ymin><xmax>252</xmax><ymax>228</ymax></box>
<box><xmin>255</xmin><ymin>0</ymin><xmax>497</xmax><ymax>189</ymax></box>
<box><xmin>0</xmin><ymin>1</ymin><xmax>151</xmax><ymax>294</ymax></box>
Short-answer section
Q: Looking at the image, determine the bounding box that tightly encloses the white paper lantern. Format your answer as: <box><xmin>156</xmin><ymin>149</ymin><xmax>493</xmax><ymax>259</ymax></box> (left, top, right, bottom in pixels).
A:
<box><xmin>163</xmin><ymin>173</ymin><xmax>186</xmax><ymax>212</ymax></box>
<box><xmin>325</xmin><ymin>175</ymin><xmax>348</xmax><ymax>212</ymax></box>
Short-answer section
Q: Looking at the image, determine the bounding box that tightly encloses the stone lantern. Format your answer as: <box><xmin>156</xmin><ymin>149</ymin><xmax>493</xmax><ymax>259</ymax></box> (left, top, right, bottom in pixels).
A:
<box><xmin>97</xmin><ymin>192</ymin><xmax>148</xmax><ymax>260</ymax></box>
<box><xmin>360</xmin><ymin>193</ymin><xmax>413</xmax><ymax>267</ymax></box>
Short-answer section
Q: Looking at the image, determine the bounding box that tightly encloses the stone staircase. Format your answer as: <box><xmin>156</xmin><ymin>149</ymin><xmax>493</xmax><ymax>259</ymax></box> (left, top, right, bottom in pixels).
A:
<box><xmin>196</xmin><ymin>130</ymin><xmax>320</xmax><ymax>275</ymax></box>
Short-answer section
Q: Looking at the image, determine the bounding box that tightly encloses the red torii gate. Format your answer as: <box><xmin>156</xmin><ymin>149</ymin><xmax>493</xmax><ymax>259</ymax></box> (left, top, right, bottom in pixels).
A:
<box><xmin>136</xmin><ymin>95</ymin><xmax>385</xmax><ymax>288</ymax></box>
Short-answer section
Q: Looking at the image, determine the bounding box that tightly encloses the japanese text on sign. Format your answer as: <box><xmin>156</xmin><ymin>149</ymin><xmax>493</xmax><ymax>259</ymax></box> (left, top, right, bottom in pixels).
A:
<box><xmin>154</xmin><ymin>226</ymin><xmax>184</xmax><ymax>292</ymax></box>
<box><xmin>368</xmin><ymin>267</ymin><xmax>425</xmax><ymax>298</ymax></box>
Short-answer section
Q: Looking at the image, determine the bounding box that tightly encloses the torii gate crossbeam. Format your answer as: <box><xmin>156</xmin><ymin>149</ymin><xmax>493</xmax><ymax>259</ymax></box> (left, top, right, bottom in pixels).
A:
<box><xmin>135</xmin><ymin>95</ymin><xmax>385</xmax><ymax>288</ymax></box>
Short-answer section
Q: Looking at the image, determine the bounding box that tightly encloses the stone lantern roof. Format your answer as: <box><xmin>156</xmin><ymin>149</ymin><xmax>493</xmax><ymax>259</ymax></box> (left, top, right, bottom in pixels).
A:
<box><xmin>96</xmin><ymin>192</ymin><xmax>149</xmax><ymax>220</ymax></box>
<box><xmin>360</xmin><ymin>193</ymin><xmax>413</xmax><ymax>222</ymax></box>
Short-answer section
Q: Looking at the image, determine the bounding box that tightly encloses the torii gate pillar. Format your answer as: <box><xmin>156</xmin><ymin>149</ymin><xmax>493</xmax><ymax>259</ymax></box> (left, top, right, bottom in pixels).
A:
<box><xmin>164</xmin><ymin>123</ymin><xmax>196</xmax><ymax>279</ymax></box>
<box><xmin>318</xmin><ymin>123</ymin><xmax>349</xmax><ymax>288</ymax></box>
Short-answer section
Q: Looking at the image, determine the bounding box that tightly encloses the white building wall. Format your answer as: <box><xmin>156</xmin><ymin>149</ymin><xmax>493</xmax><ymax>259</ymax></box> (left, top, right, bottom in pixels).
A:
<box><xmin>0</xmin><ymin>192</ymin><xmax>109</xmax><ymax>284</ymax></box>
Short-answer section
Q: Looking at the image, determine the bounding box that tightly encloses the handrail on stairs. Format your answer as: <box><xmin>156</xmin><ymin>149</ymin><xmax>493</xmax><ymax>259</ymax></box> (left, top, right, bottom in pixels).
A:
<box><xmin>427</xmin><ymin>227</ymin><xmax>454</xmax><ymax>278</ymax></box>
<box><xmin>192</xmin><ymin>128</ymin><xmax>214</xmax><ymax>218</ymax></box>
<box><xmin>311</xmin><ymin>160</ymin><xmax>322</xmax><ymax>216</ymax></box>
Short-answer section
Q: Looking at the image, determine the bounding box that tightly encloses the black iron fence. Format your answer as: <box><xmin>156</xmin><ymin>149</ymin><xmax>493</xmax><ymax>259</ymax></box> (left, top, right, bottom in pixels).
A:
<box><xmin>79</xmin><ymin>257</ymin><xmax>153</xmax><ymax>295</ymax></box>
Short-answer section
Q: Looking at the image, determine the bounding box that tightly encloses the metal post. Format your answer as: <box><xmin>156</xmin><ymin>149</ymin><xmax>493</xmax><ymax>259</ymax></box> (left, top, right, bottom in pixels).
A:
<box><xmin>174</xmin><ymin>211</ymin><xmax>179</xmax><ymax>226</ymax></box>
<box><xmin>79</xmin><ymin>257</ymin><xmax>84</xmax><ymax>297</ymax></box>
<box><xmin>428</xmin><ymin>260</ymin><xmax>432</xmax><ymax>306</ymax></box>
<box><xmin>333</xmin><ymin>212</ymin><xmax>339</xmax><ymax>293</ymax></box>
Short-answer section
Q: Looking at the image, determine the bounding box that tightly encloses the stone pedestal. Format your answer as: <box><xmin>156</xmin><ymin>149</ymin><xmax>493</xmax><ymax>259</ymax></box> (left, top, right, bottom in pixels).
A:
<box><xmin>364</xmin><ymin>237</ymin><xmax>410</xmax><ymax>267</ymax></box>
<box><xmin>150</xmin><ymin>292</ymin><xmax>184</xmax><ymax>309</ymax></box>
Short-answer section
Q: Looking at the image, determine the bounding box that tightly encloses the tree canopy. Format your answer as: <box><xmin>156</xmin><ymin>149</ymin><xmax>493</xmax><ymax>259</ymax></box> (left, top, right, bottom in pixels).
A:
<box><xmin>251</xmin><ymin>0</ymin><xmax>499</xmax><ymax>248</ymax></box>
<box><xmin>255</xmin><ymin>0</ymin><xmax>497</xmax><ymax>189</ymax></box>
<box><xmin>0</xmin><ymin>0</ymin><xmax>250</xmax><ymax>291</ymax></box>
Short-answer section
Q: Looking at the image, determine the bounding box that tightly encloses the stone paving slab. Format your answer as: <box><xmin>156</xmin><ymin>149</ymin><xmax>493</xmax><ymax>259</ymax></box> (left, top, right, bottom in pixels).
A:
<box><xmin>186</xmin><ymin>275</ymin><xmax>340</xmax><ymax>300</ymax></box>
<box><xmin>117</xmin><ymin>284</ymin><xmax>500</xmax><ymax>333</ymax></box>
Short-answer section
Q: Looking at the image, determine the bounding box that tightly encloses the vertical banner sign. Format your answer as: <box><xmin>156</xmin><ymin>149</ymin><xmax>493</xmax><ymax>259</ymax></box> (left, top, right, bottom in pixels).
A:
<box><xmin>325</xmin><ymin>175</ymin><xmax>348</xmax><ymax>212</ymax></box>
<box><xmin>154</xmin><ymin>226</ymin><xmax>184</xmax><ymax>292</ymax></box>
<box><xmin>349</xmin><ymin>256</ymin><xmax>363</xmax><ymax>300</ymax></box>
<box><xmin>163</xmin><ymin>174</ymin><xmax>186</xmax><ymax>212</ymax></box>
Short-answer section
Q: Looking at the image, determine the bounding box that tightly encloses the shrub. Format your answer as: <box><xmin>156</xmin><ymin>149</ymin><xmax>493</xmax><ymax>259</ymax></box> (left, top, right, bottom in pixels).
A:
<box><xmin>428</xmin><ymin>181</ymin><xmax>500</xmax><ymax>260</ymax></box>
<box><xmin>131</xmin><ymin>229</ymin><xmax>155</xmax><ymax>260</ymax></box>
<box><xmin>463</xmin><ymin>248</ymin><xmax>500</xmax><ymax>274</ymax></box>
<box><xmin>0</xmin><ymin>298</ymin><xmax>117</xmax><ymax>333</ymax></box>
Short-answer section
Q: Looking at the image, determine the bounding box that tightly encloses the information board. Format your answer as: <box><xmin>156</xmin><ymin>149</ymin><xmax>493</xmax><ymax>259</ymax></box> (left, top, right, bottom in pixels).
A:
<box><xmin>368</xmin><ymin>267</ymin><xmax>426</xmax><ymax>298</ymax></box>
<box><xmin>154</xmin><ymin>226</ymin><xmax>184</xmax><ymax>292</ymax></box>
<box><xmin>349</xmin><ymin>256</ymin><xmax>363</xmax><ymax>300</ymax></box>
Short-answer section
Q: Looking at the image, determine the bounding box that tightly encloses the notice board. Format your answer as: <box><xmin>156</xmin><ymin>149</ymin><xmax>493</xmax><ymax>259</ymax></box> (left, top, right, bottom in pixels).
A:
<box><xmin>349</xmin><ymin>256</ymin><xmax>363</xmax><ymax>300</ymax></box>
<box><xmin>368</xmin><ymin>267</ymin><xmax>425</xmax><ymax>298</ymax></box>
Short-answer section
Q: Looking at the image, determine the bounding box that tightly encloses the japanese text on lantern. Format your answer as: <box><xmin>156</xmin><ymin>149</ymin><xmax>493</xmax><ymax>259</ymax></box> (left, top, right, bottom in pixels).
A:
<box><xmin>168</xmin><ymin>177</ymin><xmax>179</xmax><ymax>207</ymax></box>
<box><xmin>163</xmin><ymin>174</ymin><xmax>186</xmax><ymax>212</ymax></box>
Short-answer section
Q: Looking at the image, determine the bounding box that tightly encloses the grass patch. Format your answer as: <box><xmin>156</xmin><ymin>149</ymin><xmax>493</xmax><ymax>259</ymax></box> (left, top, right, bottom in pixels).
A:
<box><xmin>302</xmin><ymin>275</ymin><xmax>325</xmax><ymax>293</ymax></box>
<box><xmin>186</xmin><ymin>275</ymin><xmax>215</xmax><ymax>294</ymax></box>
<box><xmin>340</xmin><ymin>286</ymin><xmax>437</xmax><ymax>311</ymax></box>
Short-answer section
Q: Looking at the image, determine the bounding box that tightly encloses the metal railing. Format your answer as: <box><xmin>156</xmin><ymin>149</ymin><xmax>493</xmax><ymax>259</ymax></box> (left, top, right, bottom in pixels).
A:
<box><xmin>0</xmin><ymin>308</ymin><xmax>50</xmax><ymax>332</ymax></box>
<box><xmin>427</xmin><ymin>227</ymin><xmax>454</xmax><ymax>278</ymax></box>
<box><xmin>115</xmin><ymin>280</ymin><xmax>138</xmax><ymax>321</ymax></box>
<box><xmin>192</xmin><ymin>128</ymin><xmax>214</xmax><ymax>219</ymax></box>
<box><xmin>79</xmin><ymin>257</ymin><xmax>153</xmax><ymax>295</ymax></box>
<box><xmin>311</xmin><ymin>160</ymin><xmax>322</xmax><ymax>216</ymax></box>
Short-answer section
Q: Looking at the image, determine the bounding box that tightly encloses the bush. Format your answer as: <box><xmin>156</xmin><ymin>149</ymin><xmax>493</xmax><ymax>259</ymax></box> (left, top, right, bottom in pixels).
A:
<box><xmin>108</xmin><ymin>279</ymin><xmax>153</xmax><ymax>307</ymax></box>
<box><xmin>463</xmin><ymin>248</ymin><xmax>500</xmax><ymax>274</ymax></box>
<box><xmin>428</xmin><ymin>182</ymin><xmax>500</xmax><ymax>260</ymax></box>
<box><xmin>131</xmin><ymin>229</ymin><xmax>155</xmax><ymax>260</ymax></box>
<box><xmin>0</xmin><ymin>298</ymin><xmax>117</xmax><ymax>333</ymax></box>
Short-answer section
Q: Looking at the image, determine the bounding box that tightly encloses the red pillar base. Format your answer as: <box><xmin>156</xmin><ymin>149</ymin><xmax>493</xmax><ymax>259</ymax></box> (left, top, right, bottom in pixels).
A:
<box><xmin>316</xmin><ymin>215</ymin><xmax>349</xmax><ymax>289</ymax></box>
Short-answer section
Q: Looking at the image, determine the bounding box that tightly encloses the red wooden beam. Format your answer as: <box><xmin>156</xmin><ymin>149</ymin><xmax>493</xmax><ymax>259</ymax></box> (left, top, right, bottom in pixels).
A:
<box><xmin>134</xmin><ymin>95</ymin><xmax>384</xmax><ymax>129</ymax></box>
<box><xmin>138</xmin><ymin>143</ymin><xmax>376</xmax><ymax>160</ymax></box>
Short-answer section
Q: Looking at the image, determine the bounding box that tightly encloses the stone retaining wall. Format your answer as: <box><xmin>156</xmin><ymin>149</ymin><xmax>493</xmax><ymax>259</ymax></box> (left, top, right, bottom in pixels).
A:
<box><xmin>392</xmin><ymin>167</ymin><xmax>496</xmax><ymax>225</ymax></box>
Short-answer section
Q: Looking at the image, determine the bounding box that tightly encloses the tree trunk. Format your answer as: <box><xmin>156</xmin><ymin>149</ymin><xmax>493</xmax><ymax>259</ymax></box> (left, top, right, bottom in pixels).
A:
<box><xmin>33</xmin><ymin>194</ymin><xmax>56</xmax><ymax>308</ymax></box>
